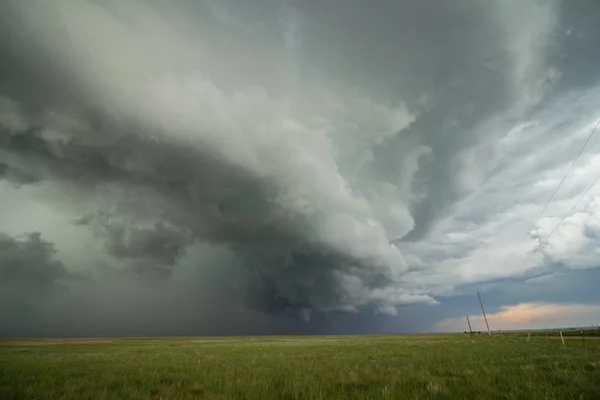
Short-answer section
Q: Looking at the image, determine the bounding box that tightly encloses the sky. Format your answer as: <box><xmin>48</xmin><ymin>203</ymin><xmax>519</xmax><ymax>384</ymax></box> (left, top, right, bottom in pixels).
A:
<box><xmin>1</xmin><ymin>0</ymin><xmax>600</xmax><ymax>337</ymax></box>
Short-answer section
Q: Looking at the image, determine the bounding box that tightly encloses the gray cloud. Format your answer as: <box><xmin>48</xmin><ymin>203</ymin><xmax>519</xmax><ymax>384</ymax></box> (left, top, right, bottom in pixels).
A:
<box><xmin>551</xmin><ymin>0</ymin><xmax>600</xmax><ymax>94</ymax></box>
<box><xmin>1</xmin><ymin>0</ymin><xmax>599</xmax><ymax>336</ymax></box>
<box><xmin>75</xmin><ymin>214</ymin><xmax>194</xmax><ymax>278</ymax></box>
<box><xmin>0</xmin><ymin>232</ymin><xmax>71</xmax><ymax>295</ymax></box>
<box><xmin>0</xmin><ymin>232</ymin><xmax>73</xmax><ymax>330</ymax></box>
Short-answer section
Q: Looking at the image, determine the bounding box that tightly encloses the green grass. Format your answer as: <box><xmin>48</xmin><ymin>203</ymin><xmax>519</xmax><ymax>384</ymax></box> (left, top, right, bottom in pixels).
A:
<box><xmin>1</xmin><ymin>335</ymin><xmax>599</xmax><ymax>399</ymax></box>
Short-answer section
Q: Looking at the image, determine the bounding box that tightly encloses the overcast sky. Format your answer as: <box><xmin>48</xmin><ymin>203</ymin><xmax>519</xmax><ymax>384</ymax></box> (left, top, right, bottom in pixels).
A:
<box><xmin>1</xmin><ymin>0</ymin><xmax>600</xmax><ymax>337</ymax></box>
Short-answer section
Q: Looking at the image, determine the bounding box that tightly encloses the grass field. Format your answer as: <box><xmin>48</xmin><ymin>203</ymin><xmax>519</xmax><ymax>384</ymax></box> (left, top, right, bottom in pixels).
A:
<box><xmin>1</xmin><ymin>334</ymin><xmax>599</xmax><ymax>399</ymax></box>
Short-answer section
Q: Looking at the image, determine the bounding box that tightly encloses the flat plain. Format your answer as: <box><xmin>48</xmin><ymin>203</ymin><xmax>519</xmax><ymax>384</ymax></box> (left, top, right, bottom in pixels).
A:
<box><xmin>1</xmin><ymin>334</ymin><xmax>599</xmax><ymax>400</ymax></box>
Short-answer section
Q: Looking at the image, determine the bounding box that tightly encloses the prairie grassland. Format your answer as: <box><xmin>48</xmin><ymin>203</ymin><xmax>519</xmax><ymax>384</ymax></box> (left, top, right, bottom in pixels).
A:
<box><xmin>1</xmin><ymin>334</ymin><xmax>599</xmax><ymax>400</ymax></box>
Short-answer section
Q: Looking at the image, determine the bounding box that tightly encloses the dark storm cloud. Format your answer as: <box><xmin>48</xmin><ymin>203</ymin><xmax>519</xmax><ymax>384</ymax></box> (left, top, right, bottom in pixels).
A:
<box><xmin>0</xmin><ymin>232</ymin><xmax>71</xmax><ymax>294</ymax></box>
<box><xmin>550</xmin><ymin>0</ymin><xmax>600</xmax><ymax>94</ymax></box>
<box><xmin>0</xmin><ymin>232</ymin><xmax>74</xmax><ymax>331</ymax></box>
<box><xmin>0</xmin><ymin>104</ymin><xmax>408</xmax><ymax>315</ymax></box>
<box><xmin>0</xmin><ymin>239</ymin><xmax>290</xmax><ymax>337</ymax></box>
<box><xmin>2</xmin><ymin>0</ymin><xmax>599</xmax><ymax>336</ymax></box>
<box><xmin>75</xmin><ymin>215</ymin><xmax>194</xmax><ymax>278</ymax></box>
<box><xmin>0</xmin><ymin>237</ymin><xmax>424</xmax><ymax>338</ymax></box>
<box><xmin>0</xmin><ymin>0</ymin><xmax>431</xmax><ymax>319</ymax></box>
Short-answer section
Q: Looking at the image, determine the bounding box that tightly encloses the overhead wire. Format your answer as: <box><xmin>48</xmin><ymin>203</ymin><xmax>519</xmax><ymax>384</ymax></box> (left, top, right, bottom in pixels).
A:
<box><xmin>497</xmin><ymin>118</ymin><xmax>600</xmax><ymax>270</ymax></box>
<box><xmin>475</xmin><ymin>118</ymin><xmax>600</xmax><ymax>315</ymax></box>
<box><xmin>516</xmin><ymin>167</ymin><xmax>600</xmax><ymax>271</ymax></box>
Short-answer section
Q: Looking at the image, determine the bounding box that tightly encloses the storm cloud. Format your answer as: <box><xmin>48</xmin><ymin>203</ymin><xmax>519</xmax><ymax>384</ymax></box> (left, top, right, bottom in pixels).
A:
<box><xmin>0</xmin><ymin>232</ymin><xmax>73</xmax><ymax>331</ymax></box>
<box><xmin>1</xmin><ymin>0</ymin><xmax>600</xmax><ymax>336</ymax></box>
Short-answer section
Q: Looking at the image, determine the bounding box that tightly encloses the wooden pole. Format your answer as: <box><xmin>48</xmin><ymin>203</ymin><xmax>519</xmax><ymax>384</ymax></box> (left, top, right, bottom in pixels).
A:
<box><xmin>477</xmin><ymin>292</ymin><xmax>491</xmax><ymax>335</ymax></box>
<box><xmin>559</xmin><ymin>330</ymin><xmax>565</xmax><ymax>346</ymax></box>
<box><xmin>466</xmin><ymin>316</ymin><xmax>473</xmax><ymax>335</ymax></box>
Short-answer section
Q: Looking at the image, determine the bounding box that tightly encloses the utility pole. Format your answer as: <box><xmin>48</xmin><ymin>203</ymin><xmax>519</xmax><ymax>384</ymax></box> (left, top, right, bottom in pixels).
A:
<box><xmin>477</xmin><ymin>292</ymin><xmax>491</xmax><ymax>335</ymax></box>
<box><xmin>466</xmin><ymin>315</ymin><xmax>473</xmax><ymax>335</ymax></box>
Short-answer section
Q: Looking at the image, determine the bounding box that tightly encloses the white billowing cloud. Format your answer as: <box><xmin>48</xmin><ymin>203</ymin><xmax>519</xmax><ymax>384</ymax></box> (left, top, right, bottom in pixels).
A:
<box><xmin>402</xmin><ymin>88</ymin><xmax>600</xmax><ymax>294</ymax></box>
<box><xmin>536</xmin><ymin>195</ymin><xmax>600</xmax><ymax>270</ymax></box>
<box><xmin>436</xmin><ymin>302</ymin><xmax>600</xmax><ymax>332</ymax></box>
<box><xmin>324</xmin><ymin>272</ymin><xmax>439</xmax><ymax>315</ymax></box>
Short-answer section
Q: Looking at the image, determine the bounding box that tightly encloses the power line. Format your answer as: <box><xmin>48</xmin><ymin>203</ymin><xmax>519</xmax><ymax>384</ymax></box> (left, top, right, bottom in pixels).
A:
<box><xmin>498</xmin><ymin>118</ymin><xmax>600</xmax><ymax>269</ymax></box>
<box><xmin>539</xmin><ymin>169</ymin><xmax>600</xmax><ymax>248</ymax></box>
<box><xmin>516</xmin><ymin>167</ymin><xmax>600</xmax><ymax>270</ymax></box>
